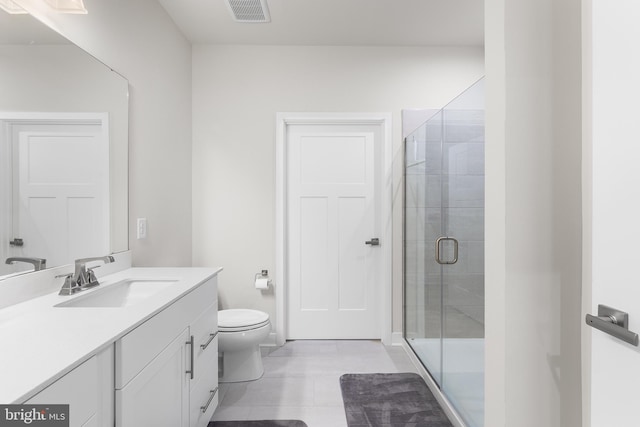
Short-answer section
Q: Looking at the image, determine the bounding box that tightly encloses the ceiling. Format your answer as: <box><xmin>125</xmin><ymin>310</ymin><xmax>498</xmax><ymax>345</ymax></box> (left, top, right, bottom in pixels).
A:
<box><xmin>0</xmin><ymin>12</ymin><xmax>68</xmax><ymax>44</ymax></box>
<box><xmin>157</xmin><ymin>0</ymin><xmax>484</xmax><ymax>46</ymax></box>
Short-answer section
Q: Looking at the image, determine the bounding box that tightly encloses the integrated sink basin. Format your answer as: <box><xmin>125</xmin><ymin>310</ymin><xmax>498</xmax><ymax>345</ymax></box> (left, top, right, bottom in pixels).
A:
<box><xmin>55</xmin><ymin>279</ymin><xmax>178</xmax><ymax>308</ymax></box>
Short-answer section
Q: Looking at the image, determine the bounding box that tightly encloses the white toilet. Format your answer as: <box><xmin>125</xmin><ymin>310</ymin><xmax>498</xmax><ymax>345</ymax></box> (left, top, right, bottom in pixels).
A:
<box><xmin>218</xmin><ymin>308</ymin><xmax>271</xmax><ymax>383</ymax></box>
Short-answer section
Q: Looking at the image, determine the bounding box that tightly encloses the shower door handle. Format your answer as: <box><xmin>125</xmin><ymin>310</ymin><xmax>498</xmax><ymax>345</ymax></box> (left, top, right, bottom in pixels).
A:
<box><xmin>435</xmin><ymin>237</ymin><xmax>458</xmax><ymax>265</ymax></box>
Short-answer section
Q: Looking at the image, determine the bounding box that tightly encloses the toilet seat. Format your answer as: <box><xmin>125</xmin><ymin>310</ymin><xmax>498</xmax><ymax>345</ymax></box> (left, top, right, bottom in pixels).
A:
<box><xmin>219</xmin><ymin>309</ymin><xmax>270</xmax><ymax>332</ymax></box>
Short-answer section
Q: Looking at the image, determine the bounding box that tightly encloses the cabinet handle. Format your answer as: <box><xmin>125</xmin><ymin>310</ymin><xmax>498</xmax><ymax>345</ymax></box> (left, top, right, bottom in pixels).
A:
<box><xmin>200</xmin><ymin>331</ymin><xmax>218</xmax><ymax>350</ymax></box>
<box><xmin>186</xmin><ymin>335</ymin><xmax>194</xmax><ymax>379</ymax></box>
<box><xmin>200</xmin><ymin>387</ymin><xmax>218</xmax><ymax>413</ymax></box>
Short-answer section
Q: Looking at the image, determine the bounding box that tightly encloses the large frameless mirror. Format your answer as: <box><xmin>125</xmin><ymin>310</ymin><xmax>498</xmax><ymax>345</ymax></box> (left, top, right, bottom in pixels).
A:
<box><xmin>0</xmin><ymin>11</ymin><xmax>128</xmax><ymax>279</ymax></box>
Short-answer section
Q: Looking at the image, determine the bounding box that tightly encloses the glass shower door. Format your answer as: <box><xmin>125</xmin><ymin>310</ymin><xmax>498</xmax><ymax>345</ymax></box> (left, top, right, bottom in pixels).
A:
<box><xmin>404</xmin><ymin>78</ymin><xmax>485</xmax><ymax>427</ymax></box>
<box><xmin>440</xmin><ymin>79</ymin><xmax>485</xmax><ymax>427</ymax></box>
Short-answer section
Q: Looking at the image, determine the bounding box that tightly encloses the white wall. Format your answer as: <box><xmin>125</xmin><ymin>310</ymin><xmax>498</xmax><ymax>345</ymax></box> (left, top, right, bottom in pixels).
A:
<box><xmin>192</xmin><ymin>44</ymin><xmax>484</xmax><ymax>332</ymax></box>
<box><xmin>14</xmin><ymin>0</ymin><xmax>193</xmax><ymax>267</ymax></box>
<box><xmin>485</xmin><ymin>0</ymin><xmax>583</xmax><ymax>426</ymax></box>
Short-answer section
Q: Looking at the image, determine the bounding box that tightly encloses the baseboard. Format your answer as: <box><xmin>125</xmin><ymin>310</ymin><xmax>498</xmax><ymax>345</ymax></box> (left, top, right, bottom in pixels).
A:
<box><xmin>260</xmin><ymin>332</ymin><xmax>278</xmax><ymax>347</ymax></box>
<box><xmin>391</xmin><ymin>331</ymin><xmax>404</xmax><ymax>346</ymax></box>
<box><xmin>261</xmin><ymin>332</ymin><xmax>399</xmax><ymax>348</ymax></box>
<box><xmin>399</xmin><ymin>340</ymin><xmax>466</xmax><ymax>427</ymax></box>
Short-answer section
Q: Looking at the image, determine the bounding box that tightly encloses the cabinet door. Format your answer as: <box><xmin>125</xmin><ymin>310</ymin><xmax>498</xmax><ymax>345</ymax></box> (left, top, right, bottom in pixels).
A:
<box><xmin>26</xmin><ymin>347</ymin><xmax>113</xmax><ymax>427</ymax></box>
<box><xmin>116</xmin><ymin>328</ymin><xmax>189</xmax><ymax>427</ymax></box>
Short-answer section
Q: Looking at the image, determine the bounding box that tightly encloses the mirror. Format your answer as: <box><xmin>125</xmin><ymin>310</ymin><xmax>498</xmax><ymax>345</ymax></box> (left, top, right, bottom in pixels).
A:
<box><xmin>0</xmin><ymin>12</ymin><xmax>128</xmax><ymax>279</ymax></box>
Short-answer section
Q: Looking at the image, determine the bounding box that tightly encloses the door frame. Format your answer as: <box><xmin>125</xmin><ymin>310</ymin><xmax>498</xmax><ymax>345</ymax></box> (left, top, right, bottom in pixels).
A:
<box><xmin>275</xmin><ymin>112</ymin><xmax>393</xmax><ymax>346</ymax></box>
<box><xmin>581</xmin><ymin>0</ymin><xmax>593</xmax><ymax>421</ymax></box>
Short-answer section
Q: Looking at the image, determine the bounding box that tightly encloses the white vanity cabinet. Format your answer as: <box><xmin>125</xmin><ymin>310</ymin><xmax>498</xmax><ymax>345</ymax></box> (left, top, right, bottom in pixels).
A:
<box><xmin>115</xmin><ymin>276</ymin><xmax>218</xmax><ymax>427</ymax></box>
<box><xmin>25</xmin><ymin>346</ymin><xmax>114</xmax><ymax>427</ymax></box>
<box><xmin>188</xmin><ymin>303</ymin><xmax>219</xmax><ymax>426</ymax></box>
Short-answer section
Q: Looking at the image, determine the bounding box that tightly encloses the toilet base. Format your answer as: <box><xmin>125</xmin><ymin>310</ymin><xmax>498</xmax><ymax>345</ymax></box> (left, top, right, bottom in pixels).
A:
<box><xmin>219</xmin><ymin>346</ymin><xmax>264</xmax><ymax>383</ymax></box>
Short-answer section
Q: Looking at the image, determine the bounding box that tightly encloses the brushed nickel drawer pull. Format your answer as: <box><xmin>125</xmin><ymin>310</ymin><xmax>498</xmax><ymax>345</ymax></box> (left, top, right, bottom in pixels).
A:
<box><xmin>201</xmin><ymin>387</ymin><xmax>218</xmax><ymax>413</ymax></box>
<box><xmin>200</xmin><ymin>331</ymin><xmax>218</xmax><ymax>350</ymax></box>
<box><xmin>185</xmin><ymin>335</ymin><xmax>194</xmax><ymax>379</ymax></box>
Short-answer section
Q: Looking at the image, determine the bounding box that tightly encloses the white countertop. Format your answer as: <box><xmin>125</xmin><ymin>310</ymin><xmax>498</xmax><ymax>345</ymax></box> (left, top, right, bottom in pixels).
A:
<box><xmin>0</xmin><ymin>267</ymin><xmax>221</xmax><ymax>404</ymax></box>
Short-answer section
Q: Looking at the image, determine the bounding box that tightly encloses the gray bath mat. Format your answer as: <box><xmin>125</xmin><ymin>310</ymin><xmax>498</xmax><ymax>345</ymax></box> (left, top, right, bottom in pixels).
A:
<box><xmin>209</xmin><ymin>421</ymin><xmax>307</xmax><ymax>427</ymax></box>
<box><xmin>339</xmin><ymin>373</ymin><xmax>453</xmax><ymax>427</ymax></box>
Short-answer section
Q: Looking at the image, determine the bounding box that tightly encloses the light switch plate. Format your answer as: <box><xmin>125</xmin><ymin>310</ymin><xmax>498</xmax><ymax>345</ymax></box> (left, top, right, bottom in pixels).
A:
<box><xmin>137</xmin><ymin>218</ymin><xmax>147</xmax><ymax>239</ymax></box>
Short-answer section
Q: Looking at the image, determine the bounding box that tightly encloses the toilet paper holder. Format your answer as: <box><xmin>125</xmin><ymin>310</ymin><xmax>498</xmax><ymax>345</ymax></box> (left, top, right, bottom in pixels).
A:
<box><xmin>254</xmin><ymin>270</ymin><xmax>271</xmax><ymax>289</ymax></box>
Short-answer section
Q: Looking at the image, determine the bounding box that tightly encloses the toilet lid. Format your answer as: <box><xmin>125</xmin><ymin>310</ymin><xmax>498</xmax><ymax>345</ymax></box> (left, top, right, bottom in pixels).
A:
<box><xmin>218</xmin><ymin>309</ymin><xmax>270</xmax><ymax>329</ymax></box>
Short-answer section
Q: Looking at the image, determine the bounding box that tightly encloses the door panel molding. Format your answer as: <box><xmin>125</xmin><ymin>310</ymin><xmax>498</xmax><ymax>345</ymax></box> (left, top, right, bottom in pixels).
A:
<box><xmin>0</xmin><ymin>112</ymin><xmax>109</xmax><ymax>276</ymax></box>
<box><xmin>275</xmin><ymin>112</ymin><xmax>393</xmax><ymax>345</ymax></box>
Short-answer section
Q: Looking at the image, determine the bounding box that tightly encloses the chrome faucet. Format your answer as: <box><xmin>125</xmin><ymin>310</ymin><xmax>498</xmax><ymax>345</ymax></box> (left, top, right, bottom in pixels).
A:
<box><xmin>5</xmin><ymin>257</ymin><xmax>47</xmax><ymax>271</ymax></box>
<box><xmin>58</xmin><ymin>255</ymin><xmax>115</xmax><ymax>295</ymax></box>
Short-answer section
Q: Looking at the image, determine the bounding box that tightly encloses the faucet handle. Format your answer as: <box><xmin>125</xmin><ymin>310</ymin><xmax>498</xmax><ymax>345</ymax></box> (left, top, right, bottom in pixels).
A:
<box><xmin>86</xmin><ymin>268</ymin><xmax>99</xmax><ymax>285</ymax></box>
<box><xmin>57</xmin><ymin>273</ymin><xmax>80</xmax><ymax>295</ymax></box>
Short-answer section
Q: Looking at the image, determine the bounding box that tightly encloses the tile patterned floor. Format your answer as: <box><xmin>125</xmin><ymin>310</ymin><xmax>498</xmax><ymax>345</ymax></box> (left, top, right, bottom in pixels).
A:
<box><xmin>212</xmin><ymin>340</ymin><xmax>419</xmax><ymax>427</ymax></box>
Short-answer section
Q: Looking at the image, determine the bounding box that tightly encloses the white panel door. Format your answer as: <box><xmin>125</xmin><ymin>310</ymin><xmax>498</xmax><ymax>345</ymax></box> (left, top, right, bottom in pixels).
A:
<box><xmin>13</xmin><ymin>122</ymin><xmax>109</xmax><ymax>267</ymax></box>
<box><xmin>587</xmin><ymin>1</ymin><xmax>640</xmax><ymax>425</ymax></box>
<box><xmin>287</xmin><ymin>124</ymin><xmax>381</xmax><ymax>339</ymax></box>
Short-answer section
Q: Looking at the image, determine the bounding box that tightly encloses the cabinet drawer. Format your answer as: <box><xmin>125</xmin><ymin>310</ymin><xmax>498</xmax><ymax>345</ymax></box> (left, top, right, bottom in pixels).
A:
<box><xmin>189</xmin><ymin>343</ymin><xmax>218</xmax><ymax>427</ymax></box>
<box><xmin>191</xmin><ymin>302</ymin><xmax>218</xmax><ymax>385</ymax></box>
<box><xmin>116</xmin><ymin>277</ymin><xmax>217</xmax><ymax>388</ymax></box>
<box><xmin>190</xmin><ymin>332</ymin><xmax>218</xmax><ymax>390</ymax></box>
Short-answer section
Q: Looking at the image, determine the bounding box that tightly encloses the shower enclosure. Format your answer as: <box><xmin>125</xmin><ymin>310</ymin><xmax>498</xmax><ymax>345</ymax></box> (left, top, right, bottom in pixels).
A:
<box><xmin>404</xmin><ymin>78</ymin><xmax>484</xmax><ymax>427</ymax></box>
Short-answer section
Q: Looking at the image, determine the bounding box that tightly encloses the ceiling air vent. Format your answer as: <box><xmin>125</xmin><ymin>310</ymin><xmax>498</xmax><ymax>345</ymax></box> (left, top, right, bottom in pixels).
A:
<box><xmin>226</xmin><ymin>0</ymin><xmax>271</xmax><ymax>23</ymax></box>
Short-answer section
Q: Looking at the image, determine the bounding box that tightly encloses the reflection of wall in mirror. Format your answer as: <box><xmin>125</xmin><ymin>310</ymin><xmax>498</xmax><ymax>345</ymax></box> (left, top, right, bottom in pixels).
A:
<box><xmin>0</xmin><ymin>43</ymin><xmax>128</xmax><ymax>276</ymax></box>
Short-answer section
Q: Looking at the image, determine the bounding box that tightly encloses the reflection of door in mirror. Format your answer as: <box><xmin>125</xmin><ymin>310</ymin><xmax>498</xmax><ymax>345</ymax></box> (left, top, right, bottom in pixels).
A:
<box><xmin>1</xmin><ymin>11</ymin><xmax>129</xmax><ymax>280</ymax></box>
<box><xmin>0</xmin><ymin>114</ymin><xmax>109</xmax><ymax>276</ymax></box>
